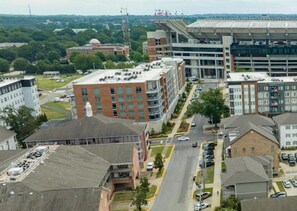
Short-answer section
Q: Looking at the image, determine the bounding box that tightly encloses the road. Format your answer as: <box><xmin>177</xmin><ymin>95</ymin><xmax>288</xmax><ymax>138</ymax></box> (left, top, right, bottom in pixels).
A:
<box><xmin>152</xmin><ymin>82</ymin><xmax>217</xmax><ymax>211</ymax></box>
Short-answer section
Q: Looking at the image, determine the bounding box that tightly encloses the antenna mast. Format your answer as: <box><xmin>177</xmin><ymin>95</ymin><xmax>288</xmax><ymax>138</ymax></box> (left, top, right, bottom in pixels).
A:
<box><xmin>28</xmin><ymin>4</ymin><xmax>32</xmax><ymax>16</ymax></box>
<box><xmin>120</xmin><ymin>8</ymin><xmax>131</xmax><ymax>52</ymax></box>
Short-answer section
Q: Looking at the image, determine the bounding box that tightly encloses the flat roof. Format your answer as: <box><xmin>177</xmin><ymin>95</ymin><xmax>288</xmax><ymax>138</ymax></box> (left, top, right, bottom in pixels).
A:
<box><xmin>73</xmin><ymin>58</ymin><xmax>183</xmax><ymax>85</ymax></box>
<box><xmin>0</xmin><ymin>76</ymin><xmax>35</xmax><ymax>88</ymax></box>
<box><xmin>227</xmin><ymin>72</ymin><xmax>269</xmax><ymax>82</ymax></box>
<box><xmin>188</xmin><ymin>20</ymin><xmax>297</xmax><ymax>29</ymax></box>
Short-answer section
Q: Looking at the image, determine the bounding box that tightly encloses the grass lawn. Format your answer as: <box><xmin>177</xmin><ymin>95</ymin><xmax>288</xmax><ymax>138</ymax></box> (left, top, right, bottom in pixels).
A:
<box><xmin>35</xmin><ymin>74</ymin><xmax>81</xmax><ymax>89</ymax></box>
<box><xmin>150</xmin><ymin>146</ymin><xmax>165</xmax><ymax>157</ymax></box>
<box><xmin>146</xmin><ymin>185</ymin><xmax>157</xmax><ymax>199</ymax></box>
<box><xmin>156</xmin><ymin>168</ymin><xmax>164</xmax><ymax>178</ymax></box>
<box><xmin>276</xmin><ymin>181</ymin><xmax>286</xmax><ymax>192</ymax></box>
<box><xmin>112</xmin><ymin>192</ymin><xmax>134</xmax><ymax>201</ymax></box>
<box><xmin>41</xmin><ymin>105</ymin><xmax>65</xmax><ymax>119</ymax></box>
<box><xmin>165</xmin><ymin>145</ymin><xmax>174</xmax><ymax>159</ymax></box>
<box><xmin>46</xmin><ymin>101</ymin><xmax>71</xmax><ymax>110</ymax></box>
<box><xmin>221</xmin><ymin>161</ymin><xmax>226</xmax><ymax>173</ymax></box>
<box><xmin>205</xmin><ymin>165</ymin><xmax>215</xmax><ymax>184</ymax></box>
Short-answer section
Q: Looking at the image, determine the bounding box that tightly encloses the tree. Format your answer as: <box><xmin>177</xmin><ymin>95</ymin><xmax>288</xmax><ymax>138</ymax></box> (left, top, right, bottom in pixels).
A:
<box><xmin>105</xmin><ymin>53</ymin><xmax>116</xmax><ymax>62</ymax></box>
<box><xmin>73</xmin><ymin>54</ymin><xmax>103</xmax><ymax>72</ymax></box>
<box><xmin>139</xmin><ymin>177</ymin><xmax>150</xmax><ymax>194</ymax></box>
<box><xmin>0</xmin><ymin>58</ymin><xmax>10</xmax><ymax>73</ymax></box>
<box><xmin>131</xmin><ymin>186</ymin><xmax>148</xmax><ymax>211</ymax></box>
<box><xmin>162</xmin><ymin>122</ymin><xmax>167</xmax><ymax>134</ymax></box>
<box><xmin>12</xmin><ymin>57</ymin><xmax>29</xmax><ymax>71</ymax></box>
<box><xmin>95</xmin><ymin>52</ymin><xmax>106</xmax><ymax>62</ymax></box>
<box><xmin>188</xmin><ymin>88</ymin><xmax>229</xmax><ymax>127</ymax></box>
<box><xmin>130</xmin><ymin>51</ymin><xmax>143</xmax><ymax>63</ymax></box>
<box><xmin>219</xmin><ymin>196</ymin><xmax>241</xmax><ymax>211</ymax></box>
<box><xmin>154</xmin><ymin>153</ymin><xmax>164</xmax><ymax>172</ymax></box>
<box><xmin>105</xmin><ymin>60</ymin><xmax>116</xmax><ymax>69</ymax></box>
<box><xmin>234</xmin><ymin>66</ymin><xmax>252</xmax><ymax>72</ymax></box>
<box><xmin>0</xmin><ymin>49</ymin><xmax>16</xmax><ymax>62</ymax></box>
<box><xmin>47</xmin><ymin>51</ymin><xmax>60</xmax><ymax>63</ymax></box>
<box><xmin>0</xmin><ymin>106</ymin><xmax>38</xmax><ymax>147</ymax></box>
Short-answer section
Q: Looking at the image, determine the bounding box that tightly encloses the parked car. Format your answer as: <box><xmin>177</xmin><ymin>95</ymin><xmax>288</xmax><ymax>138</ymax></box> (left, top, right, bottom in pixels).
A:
<box><xmin>204</xmin><ymin>145</ymin><xmax>215</xmax><ymax>150</ymax></box>
<box><xmin>178</xmin><ymin>136</ymin><xmax>190</xmax><ymax>141</ymax></box>
<box><xmin>270</xmin><ymin>192</ymin><xmax>287</xmax><ymax>198</ymax></box>
<box><xmin>195</xmin><ymin>192</ymin><xmax>211</xmax><ymax>200</ymax></box>
<box><xmin>192</xmin><ymin>142</ymin><xmax>198</xmax><ymax>148</ymax></box>
<box><xmin>295</xmin><ymin>153</ymin><xmax>297</xmax><ymax>159</ymax></box>
<box><xmin>199</xmin><ymin>160</ymin><xmax>214</xmax><ymax>168</ymax></box>
<box><xmin>281</xmin><ymin>153</ymin><xmax>288</xmax><ymax>160</ymax></box>
<box><xmin>288</xmin><ymin>154</ymin><xmax>294</xmax><ymax>160</ymax></box>
<box><xmin>191</xmin><ymin>122</ymin><xmax>196</xmax><ymax>127</ymax></box>
<box><xmin>194</xmin><ymin>202</ymin><xmax>209</xmax><ymax>210</ymax></box>
<box><xmin>146</xmin><ymin>162</ymin><xmax>154</xmax><ymax>171</ymax></box>
<box><xmin>289</xmin><ymin>160</ymin><xmax>296</xmax><ymax>166</ymax></box>
<box><xmin>203</xmin><ymin>150</ymin><xmax>214</xmax><ymax>156</ymax></box>
<box><xmin>204</xmin><ymin>143</ymin><xmax>216</xmax><ymax>148</ymax></box>
<box><xmin>283</xmin><ymin>180</ymin><xmax>292</xmax><ymax>188</ymax></box>
<box><xmin>204</xmin><ymin>154</ymin><xmax>214</xmax><ymax>160</ymax></box>
<box><xmin>291</xmin><ymin>179</ymin><xmax>297</xmax><ymax>187</ymax></box>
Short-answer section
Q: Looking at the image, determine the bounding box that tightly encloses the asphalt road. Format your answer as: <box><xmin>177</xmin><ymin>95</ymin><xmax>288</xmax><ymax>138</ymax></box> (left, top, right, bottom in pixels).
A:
<box><xmin>151</xmin><ymin>82</ymin><xmax>217</xmax><ymax>211</ymax></box>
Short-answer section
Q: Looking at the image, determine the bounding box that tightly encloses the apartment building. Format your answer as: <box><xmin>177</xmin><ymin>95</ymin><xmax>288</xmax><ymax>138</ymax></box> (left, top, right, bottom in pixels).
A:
<box><xmin>66</xmin><ymin>38</ymin><xmax>129</xmax><ymax>59</ymax></box>
<box><xmin>71</xmin><ymin>58</ymin><xmax>186</xmax><ymax>132</ymax></box>
<box><xmin>25</xmin><ymin>112</ymin><xmax>148</xmax><ymax>164</ymax></box>
<box><xmin>227</xmin><ymin>72</ymin><xmax>297</xmax><ymax>116</ymax></box>
<box><xmin>0</xmin><ymin>143</ymin><xmax>140</xmax><ymax>211</ymax></box>
<box><xmin>0</xmin><ymin>76</ymin><xmax>41</xmax><ymax>125</ymax></box>
<box><xmin>148</xmin><ymin>19</ymin><xmax>297</xmax><ymax>79</ymax></box>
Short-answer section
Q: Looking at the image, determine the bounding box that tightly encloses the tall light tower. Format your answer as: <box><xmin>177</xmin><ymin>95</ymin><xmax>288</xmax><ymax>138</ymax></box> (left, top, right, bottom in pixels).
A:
<box><xmin>28</xmin><ymin>4</ymin><xmax>32</xmax><ymax>16</ymax></box>
<box><xmin>120</xmin><ymin>8</ymin><xmax>131</xmax><ymax>53</ymax></box>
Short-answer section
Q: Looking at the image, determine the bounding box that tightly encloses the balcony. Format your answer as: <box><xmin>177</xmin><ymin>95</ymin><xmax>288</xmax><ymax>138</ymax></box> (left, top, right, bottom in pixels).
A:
<box><xmin>148</xmin><ymin>108</ymin><xmax>162</xmax><ymax>115</ymax></box>
<box><xmin>147</xmin><ymin>93</ymin><xmax>162</xmax><ymax>101</ymax></box>
<box><xmin>271</xmin><ymin>102</ymin><xmax>279</xmax><ymax>106</ymax></box>
<box><xmin>147</xmin><ymin>100</ymin><xmax>163</xmax><ymax>108</ymax></box>
<box><xmin>146</xmin><ymin>87</ymin><xmax>162</xmax><ymax>94</ymax></box>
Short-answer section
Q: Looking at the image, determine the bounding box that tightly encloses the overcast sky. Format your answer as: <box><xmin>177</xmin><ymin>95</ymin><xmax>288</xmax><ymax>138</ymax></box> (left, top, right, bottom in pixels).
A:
<box><xmin>0</xmin><ymin>0</ymin><xmax>297</xmax><ymax>16</ymax></box>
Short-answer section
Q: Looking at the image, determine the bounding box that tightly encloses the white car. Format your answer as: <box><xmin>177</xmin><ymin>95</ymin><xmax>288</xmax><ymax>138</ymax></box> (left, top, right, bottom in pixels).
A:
<box><xmin>194</xmin><ymin>202</ymin><xmax>209</xmax><ymax>211</ymax></box>
<box><xmin>178</xmin><ymin>136</ymin><xmax>190</xmax><ymax>141</ymax></box>
<box><xmin>292</xmin><ymin>179</ymin><xmax>297</xmax><ymax>187</ymax></box>
<box><xmin>146</xmin><ymin>162</ymin><xmax>154</xmax><ymax>171</ymax></box>
<box><xmin>283</xmin><ymin>180</ymin><xmax>291</xmax><ymax>188</ymax></box>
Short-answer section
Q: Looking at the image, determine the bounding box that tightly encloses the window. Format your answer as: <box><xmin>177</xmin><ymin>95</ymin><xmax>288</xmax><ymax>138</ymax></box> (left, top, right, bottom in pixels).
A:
<box><xmin>127</xmin><ymin>95</ymin><xmax>133</xmax><ymax>102</ymax></box>
<box><xmin>136</xmin><ymin>87</ymin><xmax>142</xmax><ymax>93</ymax></box>
<box><xmin>233</xmin><ymin>148</ymin><xmax>237</xmax><ymax>156</ymax></box>
<box><xmin>286</xmin><ymin>134</ymin><xmax>291</xmax><ymax>138</ymax></box>
<box><xmin>139</xmin><ymin>117</ymin><xmax>145</xmax><ymax>122</ymax></box>
<box><xmin>93</xmin><ymin>88</ymin><xmax>100</xmax><ymax>95</ymax></box>
<box><xmin>111</xmin><ymin>95</ymin><xmax>116</xmax><ymax>102</ymax></box>
<box><xmin>120</xmin><ymin>110</ymin><xmax>126</xmax><ymax>117</ymax></box>
<box><xmin>112</xmin><ymin>103</ymin><xmax>117</xmax><ymax>109</ymax></box>
<box><xmin>128</xmin><ymin>110</ymin><xmax>134</xmax><ymax>116</ymax></box>
<box><xmin>119</xmin><ymin>103</ymin><xmax>125</xmax><ymax>109</ymax></box>
<box><xmin>110</xmin><ymin>87</ymin><xmax>115</xmax><ymax>94</ymax></box>
<box><xmin>113</xmin><ymin>111</ymin><xmax>118</xmax><ymax>117</ymax></box>
<box><xmin>242</xmin><ymin>148</ymin><xmax>246</xmax><ymax>154</ymax></box>
<box><xmin>128</xmin><ymin>103</ymin><xmax>134</xmax><ymax>109</ymax></box>
<box><xmin>293</xmin><ymin>141</ymin><xmax>297</xmax><ymax>145</ymax></box>
<box><xmin>126</xmin><ymin>87</ymin><xmax>132</xmax><ymax>94</ymax></box>
<box><xmin>251</xmin><ymin>147</ymin><xmax>255</xmax><ymax>154</ymax></box>
<box><xmin>138</xmin><ymin>110</ymin><xmax>144</xmax><ymax>116</ymax></box>
<box><xmin>138</xmin><ymin>103</ymin><xmax>144</xmax><ymax>108</ymax></box>
<box><xmin>95</xmin><ymin>97</ymin><xmax>101</xmax><ymax>103</ymax></box>
<box><xmin>117</xmin><ymin>87</ymin><xmax>123</xmax><ymax>94</ymax></box>
<box><xmin>96</xmin><ymin>105</ymin><xmax>102</xmax><ymax>110</ymax></box>
<box><xmin>118</xmin><ymin>96</ymin><xmax>124</xmax><ymax>102</ymax></box>
<box><xmin>137</xmin><ymin>95</ymin><xmax>143</xmax><ymax>101</ymax></box>
<box><xmin>286</xmin><ymin>125</ymin><xmax>291</xmax><ymax>130</ymax></box>
<box><xmin>81</xmin><ymin>88</ymin><xmax>88</xmax><ymax>96</ymax></box>
<box><xmin>293</xmin><ymin>125</ymin><xmax>297</xmax><ymax>129</ymax></box>
<box><xmin>286</xmin><ymin>141</ymin><xmax>291</xmax><ymax>146</ymax></box>
<box><xmin>82</xmin><ymin>97</ymin><xmax>88</xmax><ymax>102</ymax></box>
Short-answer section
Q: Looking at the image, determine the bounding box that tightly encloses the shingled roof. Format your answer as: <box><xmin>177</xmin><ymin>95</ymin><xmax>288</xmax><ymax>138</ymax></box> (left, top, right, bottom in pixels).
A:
<box><xmin>273</xmin><ymin>113</ymin><xmax>297</xmax><ymax>125</ymax></box>
<box><xmin>24</xmin><ymin>114</ymin><xmax>146</xmax><ymax>143</ymax></box>
<box><xmin>0</xmin><ymin>126</ymin><xmax>16</xmax><ymax>142</ymax></box>
<box><xmin>221</xmin><ymin>156</ymin><xmax>269</xmax><ymax>186</ymax></box>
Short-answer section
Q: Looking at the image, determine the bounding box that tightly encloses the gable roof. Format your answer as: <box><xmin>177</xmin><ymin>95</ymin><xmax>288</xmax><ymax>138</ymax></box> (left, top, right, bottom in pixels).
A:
<box><xmin>81</xmin><ymin>143</ymin><xmax>135</xmax><ymax>164</ymax></box>
<box><xmin>241</xmin><ymin>196</ymin><xmax>297</xmax><ymax>211</ymax></box>
<box><xmin>24</xmin><ymin>114</ymin><xmax>146</xmax><ymax>143</ymax></box>
<box><xmin>273</xmin><ymin>112</ymin><xmax>297</xmax><ymax>125</ymax></box>
<box><xmin>222</xmin><ymin>114</ymin><xmax>275</xmax><ymax>128</ymax></box>
<box><xmin>0</xmin><ymin>126</ymin><xmax>16</xmax><ymax>142</ymax></box>
<box><xmin>221</xmin><ymin>156</ymin><xmax>269</xmax><ymax>186</ymax></box>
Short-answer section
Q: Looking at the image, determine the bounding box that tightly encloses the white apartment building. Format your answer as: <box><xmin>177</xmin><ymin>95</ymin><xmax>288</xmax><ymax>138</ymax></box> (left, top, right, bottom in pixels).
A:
<box><xmin>0</xmin><ymin>77</ymin><xmax>41</xmax><ymax>126</ymax></box>
<box><xmin>273</xmin><ymin>113</ymin><xmax>297</xmax><ymax>148</ymax></box>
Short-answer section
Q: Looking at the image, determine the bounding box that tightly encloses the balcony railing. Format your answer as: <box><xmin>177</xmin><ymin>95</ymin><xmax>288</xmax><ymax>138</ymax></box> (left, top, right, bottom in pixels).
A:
<box><xmin>146</xmin><ymin>87</ymin><xmax>162</xmax><ymax>94</ymax></box>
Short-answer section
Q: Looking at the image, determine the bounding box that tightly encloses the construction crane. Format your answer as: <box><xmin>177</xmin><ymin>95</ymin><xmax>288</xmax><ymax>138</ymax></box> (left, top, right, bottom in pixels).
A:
<box><xmin>120</xmin><ymin>8</ymin><xmax>131</xmax><ymax>52</ymax></box>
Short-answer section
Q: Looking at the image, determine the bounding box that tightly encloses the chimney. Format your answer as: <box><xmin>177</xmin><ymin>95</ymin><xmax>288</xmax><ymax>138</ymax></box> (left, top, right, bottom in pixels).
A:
<box><xmin>85</xmin><ymin>102</ymin><xmax>93</xmax><ymax>117</ymax></box>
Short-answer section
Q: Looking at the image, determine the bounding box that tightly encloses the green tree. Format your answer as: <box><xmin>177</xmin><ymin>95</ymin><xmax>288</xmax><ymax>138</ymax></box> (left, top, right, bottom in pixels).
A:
<box><xmin>234</xmin><ymin>66</ymin><xmax>252</xmax><ymax>72</ymax></box>
<box><xmin>162</xmin><ymin>122</ymin><xmax>168</xmax><ymax>134</ymax></box>
<box><xmin>188</xmin><ymin>88</ymin><xmax>229</xmax><ymax>127</ymax></box>
<box><xmin>64</xmin><ymin>41</ymin><xmax>79</xmax><ymax>49</ymax></box>
<box><xmin>0</xmin><ymin>106</ymin><xmax>38</xmax><ymax>147</ymax></box>
<box><xmin>47</xmin><ymin>51</ymin><xmax>60</xmax><ymax>63</ymax></box>
<box><xmin>105</xmin><ymin>53</ymin><xmax>116</xmax><ymax>62</ymax></box>
<box><xmin>130</xmin><ymin>51</ymin><xmax>143</xmax><ymax>62</ymax></box>
<box><xmin>95</xmin><ymin>52</ymin><xmax>106</xmax><ymax>62</ymax></box>
<box><xmin>105</xmin><ymin>60</ymin><xmax>116</xmax><ymax>69</ymax></box>
<box><xmin>154</xmin><ymin>153</ymin><xmax>164</xmax><ymax>172</ymax></box>
<box><xmin>115</xmin><ymin>54</ymin><xmax>127</xmax><ymax>62</ymax></box>
<box><xmin>131</xmin><ymin>186</ymin><xmax>148</xmax><ymax>211</ymax></box>
<box><xmin>219</xmin><ymin>196</ymin><xmax>241</xmax><ymax>211</ymax></box>
<box><xmin>69</xmin><ymin>52</ymin><xmax>81</xmax><ymax>63</ymax></box>
<box><xmin>139</xmin><ymin>177</ymin><xmax>150</xmax><ymax>194</ymax></box>
<box><xmin>0</xmin><ymin>58</ymin><xmax>10</xmax><ymax>73</ymax></box>
<box><xmin>0</xmin><ymin>49</ymin><xmax>16</xmax><ymax>62</ymax></box>
<box><xmin>73</xmin><ymin>54</ymin><xmax>103</xmax><ymax>72</ymax></box>
<box><xmin>12</xmin><ymin>57</ymin><xmax>29</xmax><ymax>71</ymax></box>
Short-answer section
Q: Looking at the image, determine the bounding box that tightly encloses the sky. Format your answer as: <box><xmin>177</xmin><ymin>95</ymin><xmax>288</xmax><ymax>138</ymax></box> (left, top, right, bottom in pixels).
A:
<box><xmin>0</xmin><ymin>0</ymin><xmax>297</xmax><ymax>16</ymax></box>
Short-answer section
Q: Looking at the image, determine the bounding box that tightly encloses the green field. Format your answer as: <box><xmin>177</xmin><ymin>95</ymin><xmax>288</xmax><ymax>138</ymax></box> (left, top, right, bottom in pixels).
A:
<box><xmin>35</xmin><ymin>74</ymin><xmax>81</xmax><ymax>89</ymax></box>
<box><xmin>150</xmin><ymin>146</ymin><xmax>165</xmax><ymax>157</ymax></box>
<box><xmin>41</xmin><ymin>101</ymin><xmax>71</xmax><ymax>119</ymax></box>
<box><xmin>112</xmin><ymin>192</ymin><xmax>133</xmax><ymax>201</ymax></box>
<box><xmin>165</xmin><ymin>145</ymin><xmax>174</xmax><ymax>159</ymax></box>
<box><xmin>146</xmin><ymin>185</ymin><xmax>157</xmax><ymax>199</ymax></box>
<box><xmin>205</xmin><ymin>165</ymin><xmax>215</xmax><ymax>184</ymax></box>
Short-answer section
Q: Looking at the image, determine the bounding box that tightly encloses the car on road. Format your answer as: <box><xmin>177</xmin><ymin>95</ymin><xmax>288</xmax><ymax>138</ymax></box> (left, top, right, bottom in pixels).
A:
<box><xmin>178</xmin><ymin>136</ymin><xmax>190</xmax><ymax>141</ymax></box>
<box><xmin>270</xmin><ymin>192</ymin><xmax>287</xmax><ymax>198</ymax></box>
<box><xmin>283</xmin><ymin>180</ymin><xmax>291</xmax><ymax>188</ymax></box>
<box><xmin>199</xmin><ymin>160</ymin><xmax>214</xmax><ymax>168</ymax></box>
<box><xmin>194</xmin><ymin>202</ymin><xmax>209</xmax><ymax>210</ymax></box>
<box><xmin>281</xmin><ymin>153</ymin><xmax>288</xmax><ymax>160</ymax></box>
<box><xmin>192</xmin><ymin>142</ymin><xmax>198</xmax><ymax>148</ymax></box>
<box><xmin>292</xmin><ymin>179</ymin><xmax>297</xmax><ymax>187</ymax></box>
<box><xmin>195</xmin><ymin>192</ymin><xmax>211</xmax><ymax>200</ymax></box>
<box><xmin>191</xmin><ymin>122</ymin><xmax>196</xmax><ymax>127</ymax></box>
<box><xmin>146</xmin><ymin>162</ymin><xmax>154</xmax><ymax>171</ymax></box>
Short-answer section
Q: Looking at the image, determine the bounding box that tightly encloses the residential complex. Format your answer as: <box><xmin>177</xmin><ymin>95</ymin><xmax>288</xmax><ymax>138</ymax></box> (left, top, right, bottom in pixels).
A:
<box><xmin>66</xmin><ymin>38</ymin><xmax>129</xmax><ymax>59</ymax></box>
<box><xmin>24</xmin><ymin>113</ymin><xmax>148</xmax><ymax>164</ymax></box>
<box><xmin>0</xmin><ymin>143</ymin><xmax>140</xmax><ymax>211</ymax></box>
<box><xmin>71</xmin><ymin>58</ymin><xmax>186</xmax><ymax>132</ymax></box>
<box><xmin>0</xmin><ymin>126</ymin><xmax>17</xmax><ymax>150</ymax></box>
<box><xmin>222</xmin><ymin>114</ymin><xmax>279</xmax><ymax>174</ymax></box>
<box><xmin>148</xmin><ymin>19</ymin><xmax>297</xmax><ymax>79</ymax></box>
<box><xmin>0</xmin><ymin>76</ymin><xmax>41</xmax><ymax>126</ymax></box>
<box><xmin>227</xmin><ymin>72</ymin><xmax>297</xmax><ymax>116</ymax></box>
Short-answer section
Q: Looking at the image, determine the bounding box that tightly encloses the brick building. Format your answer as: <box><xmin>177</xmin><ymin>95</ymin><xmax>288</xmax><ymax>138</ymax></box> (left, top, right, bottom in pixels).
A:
<box><xmin>71</xmin><ymin>58</ymin><xmax>186</xmax><ymax>132</ymax></box>
<box><xmin>222</xmin><ymin>114</ymin><xmax>280</xmax><ymax>174</ymax></box>
<box><xmin>66</xmin><ymin>38</ymin><xmax>129</xmax><ymax>59</ymax></box>
<box><xmin>147</xmin><ymin>30</ymin><xmax>171</xmax><ymax>62</ymax></box>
